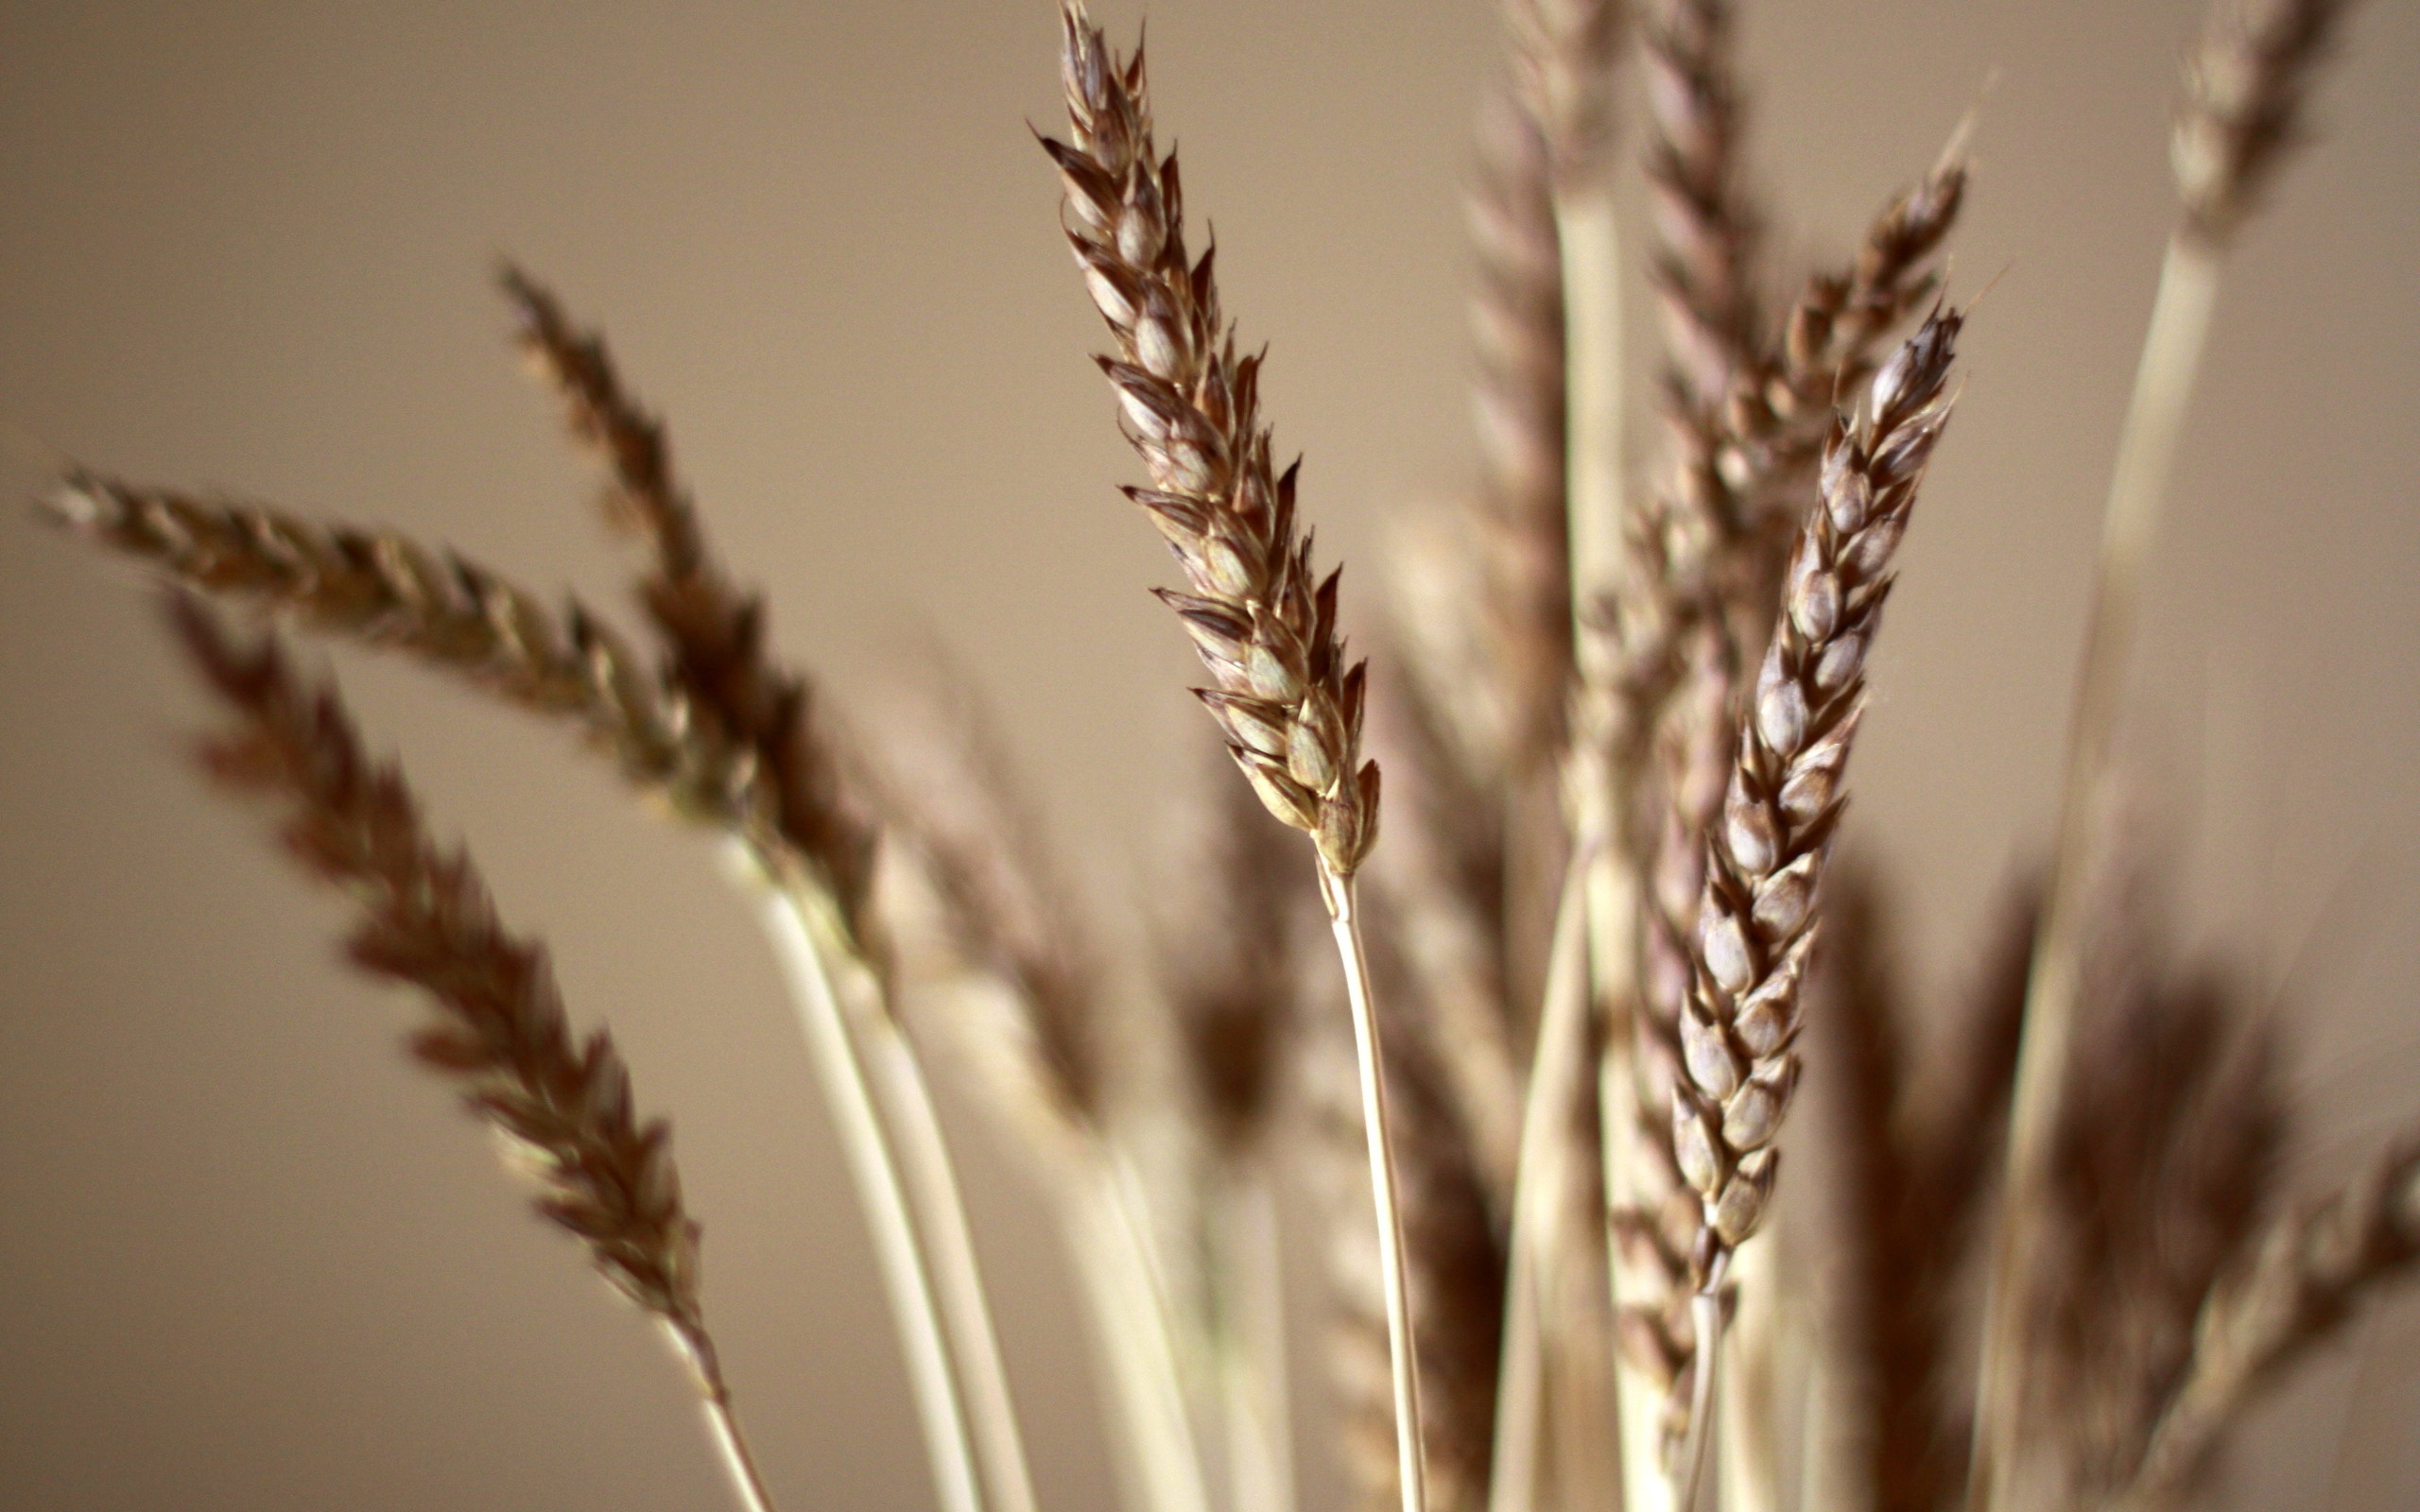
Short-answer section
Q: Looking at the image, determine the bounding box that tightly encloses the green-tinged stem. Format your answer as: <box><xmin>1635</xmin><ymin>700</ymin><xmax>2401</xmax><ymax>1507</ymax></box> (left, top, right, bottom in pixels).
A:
<box><xmin>1322</xmin><ymin>863</ymin><xmax>1430</xmax><ymax>1512</ymax></box>
<box><xmin>1969</xmin><ymin>236</ymin><xmax>2224</xmax><ymax>1512</ymax></box>
<box><xmin>1489</xmin><ymin>850</ymin><xmax>1596</xmax><ymax>1512</ymax></box>
<box><xmin>1067</xmin><ymin>1155</ymin><xmax>1215</xmax><ymax>1512</ymax></box>
<box><xmin>1214</xmin><ymin>1166</ymin><xmax>1297</xmax><ymax>1512</ymax></box>
<box><xmin>752</xmin><ymin>872</ymin><xmax>999</xmax><ymax>1512</ymax></box>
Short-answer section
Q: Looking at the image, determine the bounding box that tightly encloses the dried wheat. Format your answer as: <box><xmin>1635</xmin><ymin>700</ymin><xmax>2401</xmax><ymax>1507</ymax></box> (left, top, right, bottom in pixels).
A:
<box><xmin>165</xmin><ymin>595</ymin><xmax>776</xmax><ymax>1512</ymax></box>
<box><xmin>2122</xmin><ymin>1135</ymin><xmax>2420</xmax><ymax>1509</ymax></box>
<box><xmin>1663</xmin><ymin>311</ymin><xmax>1962</xmax><ymax>1482</ymax></box>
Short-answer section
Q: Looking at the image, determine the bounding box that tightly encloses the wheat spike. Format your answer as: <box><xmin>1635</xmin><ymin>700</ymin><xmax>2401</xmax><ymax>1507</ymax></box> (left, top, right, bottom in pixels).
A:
<box><xmin>2123</xmin><ymin>1135</ymin><xmax>2420</xmax><ymax>1508</ymax></box>
<box><xmin>500</xmin><ymin>267</ymin><xmax>878</xmax><ymax>953</ymax></box>
<box><xmin>2174</xmin><ymin>0</ymin><xmax>2356</xmax><ymax>249</ymax></box>
<box><xmin>1660</xmin><ymin>311</ymin><xmax>1961</xmax><ymax>1473</ymax></box>
<box><xmin>1043</xmin><ymin>0</ymin><xmax>1376</xmax><ymax>880</ymax></box>
<box><xmin>164</xmin><ymin>595</ymin><xmax>776</xmax><ymax>1512</ymax></box>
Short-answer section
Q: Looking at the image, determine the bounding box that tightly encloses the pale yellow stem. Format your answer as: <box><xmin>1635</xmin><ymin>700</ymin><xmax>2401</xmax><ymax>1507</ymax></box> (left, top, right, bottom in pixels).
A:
<box><xmin>1215</xmin><ymin>1167</ymin><xmax>1297</xmax><ymax>1512</ymax></box>
<box><xmin>1322</xmin><ymin>863</ymin><xmax>1430</xmax><ymax>1512</ymax></box>
<box><xmin>1066</xmin><ymin>1155</ymin><xmax>1215</xmax><ymax>1512</ymax></box>
<box><xmin>1969</xmin><ymin>236</ymin><xmax>2224</xmax><ymax>1512</ymax></box>
<box><xmin>1489</xmin><ymin>850</ymin><xmax>1596</xmax><ymax>1512</ymax></box>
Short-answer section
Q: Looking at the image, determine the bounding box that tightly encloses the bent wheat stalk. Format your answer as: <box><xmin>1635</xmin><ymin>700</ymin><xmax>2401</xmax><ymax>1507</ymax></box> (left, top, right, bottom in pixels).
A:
<box><xmin>502</xmin><ymin>270</ymin><xmax>1036</xmax><ymax>1512</ymax></box>
<box><xmin>164</xmin><ymin>596</ymin><xmax>777</xmax><ymax>1512</ymax></box>
<box><xmin>1971</xmin><ymin>5</ymin><xmax>2351</xmax><ymax>1503</ymax></box>
<box><xmin>1042</xmin><ymin>8</ymin><xmax>1418</xmax><ymax>1510</ymax></box>
<box><xmin>53</xmin><ymin>473</ymin><xmax>1015</xmax><ymax>1512</ymax></box>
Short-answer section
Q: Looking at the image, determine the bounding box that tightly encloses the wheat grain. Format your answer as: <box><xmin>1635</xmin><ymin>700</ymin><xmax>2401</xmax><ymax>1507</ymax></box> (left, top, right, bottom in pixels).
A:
<box><xmin>164</xmin><ymin>595</ymin><xmax>777</xmax><ymax>1512</ymax></box>
<box><xmin>1660</xmin><ymin>311</ymin><xmax>1961</xmax><ymax>1486</ymax></box>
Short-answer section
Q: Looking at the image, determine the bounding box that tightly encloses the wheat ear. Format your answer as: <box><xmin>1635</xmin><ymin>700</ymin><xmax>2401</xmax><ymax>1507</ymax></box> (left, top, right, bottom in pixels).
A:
<box><xmin>1666</xmin><ymin>310</ymin><xmax>1962</xmax><ymax>1501</ymax></box>
<box><xmin>1042</xmin><ymin>10</ymin><xmax>1424</xmax><ymax>1512</ymax></box>
<box><xmin>498</xmin><ymin>269</ymin><xmax>1044</xmax><ymax>1512</ymax></box>
<box><xmin>164</xmin><ymin>596</ymin><xmax>776</xmax><ymax>1512</ymax></box>
<box><xmin>1969</xmin><ymin>7</ymin><xmax>2352</xmax><ymax>1504</ymax></box>
<box><xmin>2120</xmin><ymin>1136</ymin><xmax>2420</xmax><ymax>1509</ymax></box>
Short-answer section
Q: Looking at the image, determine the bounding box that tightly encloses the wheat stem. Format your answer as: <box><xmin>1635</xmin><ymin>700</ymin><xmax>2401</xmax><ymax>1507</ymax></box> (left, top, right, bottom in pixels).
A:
<box><xmin>699</xmin><ymin>1382</ymin><xmax>782</xmax><ymax>1512</ymax></box>
<box><xmin>1968</xmin><ymin>235</ymin><xmax>2222</xmax><ymax>1512</ymax></box>
<box><xmin>1322</xmin><ymin>864</ymin><xmax>1430</xmax><ymax>1512</ymax></box>
<box><xmin>1213</xmin><ymin>1165</ymin><xmax>1297</xmax><ymax>1512</ymax></box>
<box><xmin>1066</xmin><ymin>1157</ymin><xmax>1215</xmax><ymax>1512</ymax></box>
<box><xmin>1487</xmin><ymin>847</ymin><xmax>1594</xmax><ymax>1512</ymax></box>
<box><xmin>753</xmin><ymin>877</ymin><xmax>991</xmax><ymax>1512</ymax></box>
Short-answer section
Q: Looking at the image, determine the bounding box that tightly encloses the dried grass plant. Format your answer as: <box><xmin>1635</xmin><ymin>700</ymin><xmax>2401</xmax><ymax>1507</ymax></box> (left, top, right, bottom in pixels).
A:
<box><xmin>25</xmin><ymin>0</ymin><xmax>2419</xmax><ymax>1509</ymax></box>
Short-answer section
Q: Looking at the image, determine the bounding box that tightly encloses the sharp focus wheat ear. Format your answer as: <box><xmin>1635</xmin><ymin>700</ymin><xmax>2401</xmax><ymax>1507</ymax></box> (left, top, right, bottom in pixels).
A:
<box><xmin>163</xmin><ymin>595</ymin><xmax>777</xmax><ymax>1512</ymax></box>
<box><xmin>1045</xmin><ymin>9</ymin><xmax>1425</xmax><ymax>1511</ymax></box>
<box><xmin>2122</xmin><ymin>1135</ymin><xmax>2420</xmax><ymax>1510</ymax></box>
<box><xmin>1044</xmin><ymin>1</ymin><xmax>1376</xmax><ymax>882</ymax></box>
<box><xmin>1664</xmin><ymin>311</ymin><xmax>1962</xmax><ymax>1490</ymax></box>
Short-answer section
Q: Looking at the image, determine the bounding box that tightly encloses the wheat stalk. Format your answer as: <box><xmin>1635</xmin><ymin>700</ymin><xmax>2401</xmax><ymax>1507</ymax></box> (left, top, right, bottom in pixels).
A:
<box><xmin>1970</xmin><ymin>7</ymin><xmax>2354</xmax><ymax>1504</ymax></box>
<box><xmin>2121</xmin><ymin>1135</ymin><xmax>2420</xmax><ymax>1509</ymax></box>
<box><xmin>870</xmin><ymin>679</ymin><xmax>1215</xmax><ymax>1512</ymax></box>
<box><xmin>164</xmin><ymin>595</ymin><xmax>776</xmax><ymax>1512</ymax></box>
<box><xmin>1041</xmin><ymin>10</ymin><xmax>1426</xmax><ymax>1512</ymax></box>
<box><xmin>498</xmin><ymin>270</ymin><xmax>1046</xmax><ymax>1512</ymax></box>
<box><xmin>1662</xmin><ymin>310</ymin><xmax>1962</xmax><ymax>1501</ymax></box>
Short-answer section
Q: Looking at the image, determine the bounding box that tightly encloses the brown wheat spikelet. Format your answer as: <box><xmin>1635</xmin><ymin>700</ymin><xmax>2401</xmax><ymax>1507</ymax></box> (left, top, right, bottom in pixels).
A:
<box><xmin>1044</xmin><ymin>0</ymin><xmax>1377</xmax><ymax>881</ymax></box>
<box><xmin>867</xmin><ymin>679</ymin><xmax>1105</xmax><ymax>1150</ymax></box>
<box><xmin>162</xmin><ymin>593</ymin><xmax>770</xmax><ymax>1506</ymax></box>
<box><xmin>47</xmin><ymin>476</ymin><xmax>750</xmax><ymax>826</ymax></box>
<box><xmin>1663</xmin><ymin>312</ymin><xmax>1961</xmax><ymax>1454</ymax></box>
<box><xmin>1642</xmin><ymin>0</ymin><xmax>1760</xmax><ymax>439</ymax></box>
<box><xmin>2174</xmin><ymin>0</ymin><xmax>2355</xmax><ymax>249</ymax></box>
<box><xmin>1727</xmin><ymin>153</ymin><xmax>1968</xmax><ymax>525</ymax></box>
<box><xmin>2124</xmin><ymin>1134</ymin><xmax>2420</xmax><ymax>1507</ymax></box>
<box><xmin>501</xmin><ymin>267</ymin><xmax>877</xmax><ymax>950</ymax></box>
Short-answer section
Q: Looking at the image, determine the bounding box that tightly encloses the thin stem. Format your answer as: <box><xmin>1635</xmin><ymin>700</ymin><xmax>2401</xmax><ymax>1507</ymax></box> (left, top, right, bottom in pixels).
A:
<box><xmin>753</xmin><ymin>876</ymin><xmax>987</xmax><ymax>1512</ymax></box>
<box><xmin>1677</xmin><ymin>1257</ymin><xmax>1732</xmax><ymax>1512</ymax></box>
<box><xmin>1322</xmin><ymin>863</ymin><xmax>1430</xmax><ymax>1512</ymax></box>
<box><xmin>1715</xmin><ymin>1240</ymin><xmax>1778</xmax><ymax>1512</ymax></box>
<box><xmin>1968</xmin><ymin>236</ymin><xmax>2224</xmax><ymax>1512</ymax></box>
<box><xmin>696</xmin><ymin>1369</ymin><xmax>781</xmax><ymax>1512</ymax></box>
<box><xmin>1559</xmin><ymin>182</ymin><xmax>1629</xmax><ymax>662</ymax></box>
<box><xmin>1067</xmin><ymin>1155</ymin><xmax>1215</xmax><ymax>1512</ymax></box>
<box><xmin>1489</xmin><ymin>849</ymin><xmax>1597</xmax><ymax>1512</ymax></box>
<box><xmin>864</xmin><ymin>1008</ymin><xmax>1044</xmax><ymax>1512</ymax></box>
<box><xmin>1215</xmin><ymin>1167</ymin><xmax>1298</xmax><ymax>1512</ymax></box>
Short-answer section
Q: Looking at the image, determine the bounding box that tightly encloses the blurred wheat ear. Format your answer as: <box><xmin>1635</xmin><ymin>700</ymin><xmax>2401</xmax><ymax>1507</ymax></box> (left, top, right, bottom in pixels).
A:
<box><xmin>163</xmin><ymin>594</ymin><xmax>779</xmax><ymax>1512</ymax></box>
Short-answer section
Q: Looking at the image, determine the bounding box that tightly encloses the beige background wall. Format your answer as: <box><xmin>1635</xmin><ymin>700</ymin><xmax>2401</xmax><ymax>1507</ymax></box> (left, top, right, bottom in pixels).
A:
<box><xmin>3</xmin><ymin>2</ymin><xmax>2417</xmax><ymax>1508</ymax></box>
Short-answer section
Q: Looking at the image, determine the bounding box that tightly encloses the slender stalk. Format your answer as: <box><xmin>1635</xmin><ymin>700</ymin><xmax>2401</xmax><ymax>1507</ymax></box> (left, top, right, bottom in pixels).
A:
<box><xmin>1715</xmin><ymin>1240</ymin><xmax>1778</xmax><ymax>1512</ymax></box>
<box><xmin>1968</xmin><ymin>237</ymin><xmax>2222</xmax><ymax>1512</ymax></box>
<box><xmin>753</xmin><ymin>876</ymin><xmax>988</xmax><ymax>1512</ymax></box>
<box><xmin>1067</xmin><ymin>1157</ymin><xmax>1215</xmax><ymax>1512</ymax></box>
<box><xmin>700</xmin><ymin>1381</ymin><xmax>782</xmax><ymax>1512</ymax></box>
<box><xmin>1322</xmin><ymin>863</ymin><xmax>1431</xmax><ymax>1512</ymax></box>
<box><xmin>1678</xmin><ymin>1267</ymin><xmax>1728</xmax><ymax>1512</ymax></box>
<box><xmin>1488</xmin><ymin>850</ymin><xmax>1595</xmax><ymax>1512</ymax></box>
<box><xmin>1562</xmin><ymin>183</ymin><xmax>1630</xmax><ymax>662</ymax></box>
<box><xmin>1214</xmin><ymin>1169</ymin><xmax>1298</xmax><ymax>1512</ymax></box>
